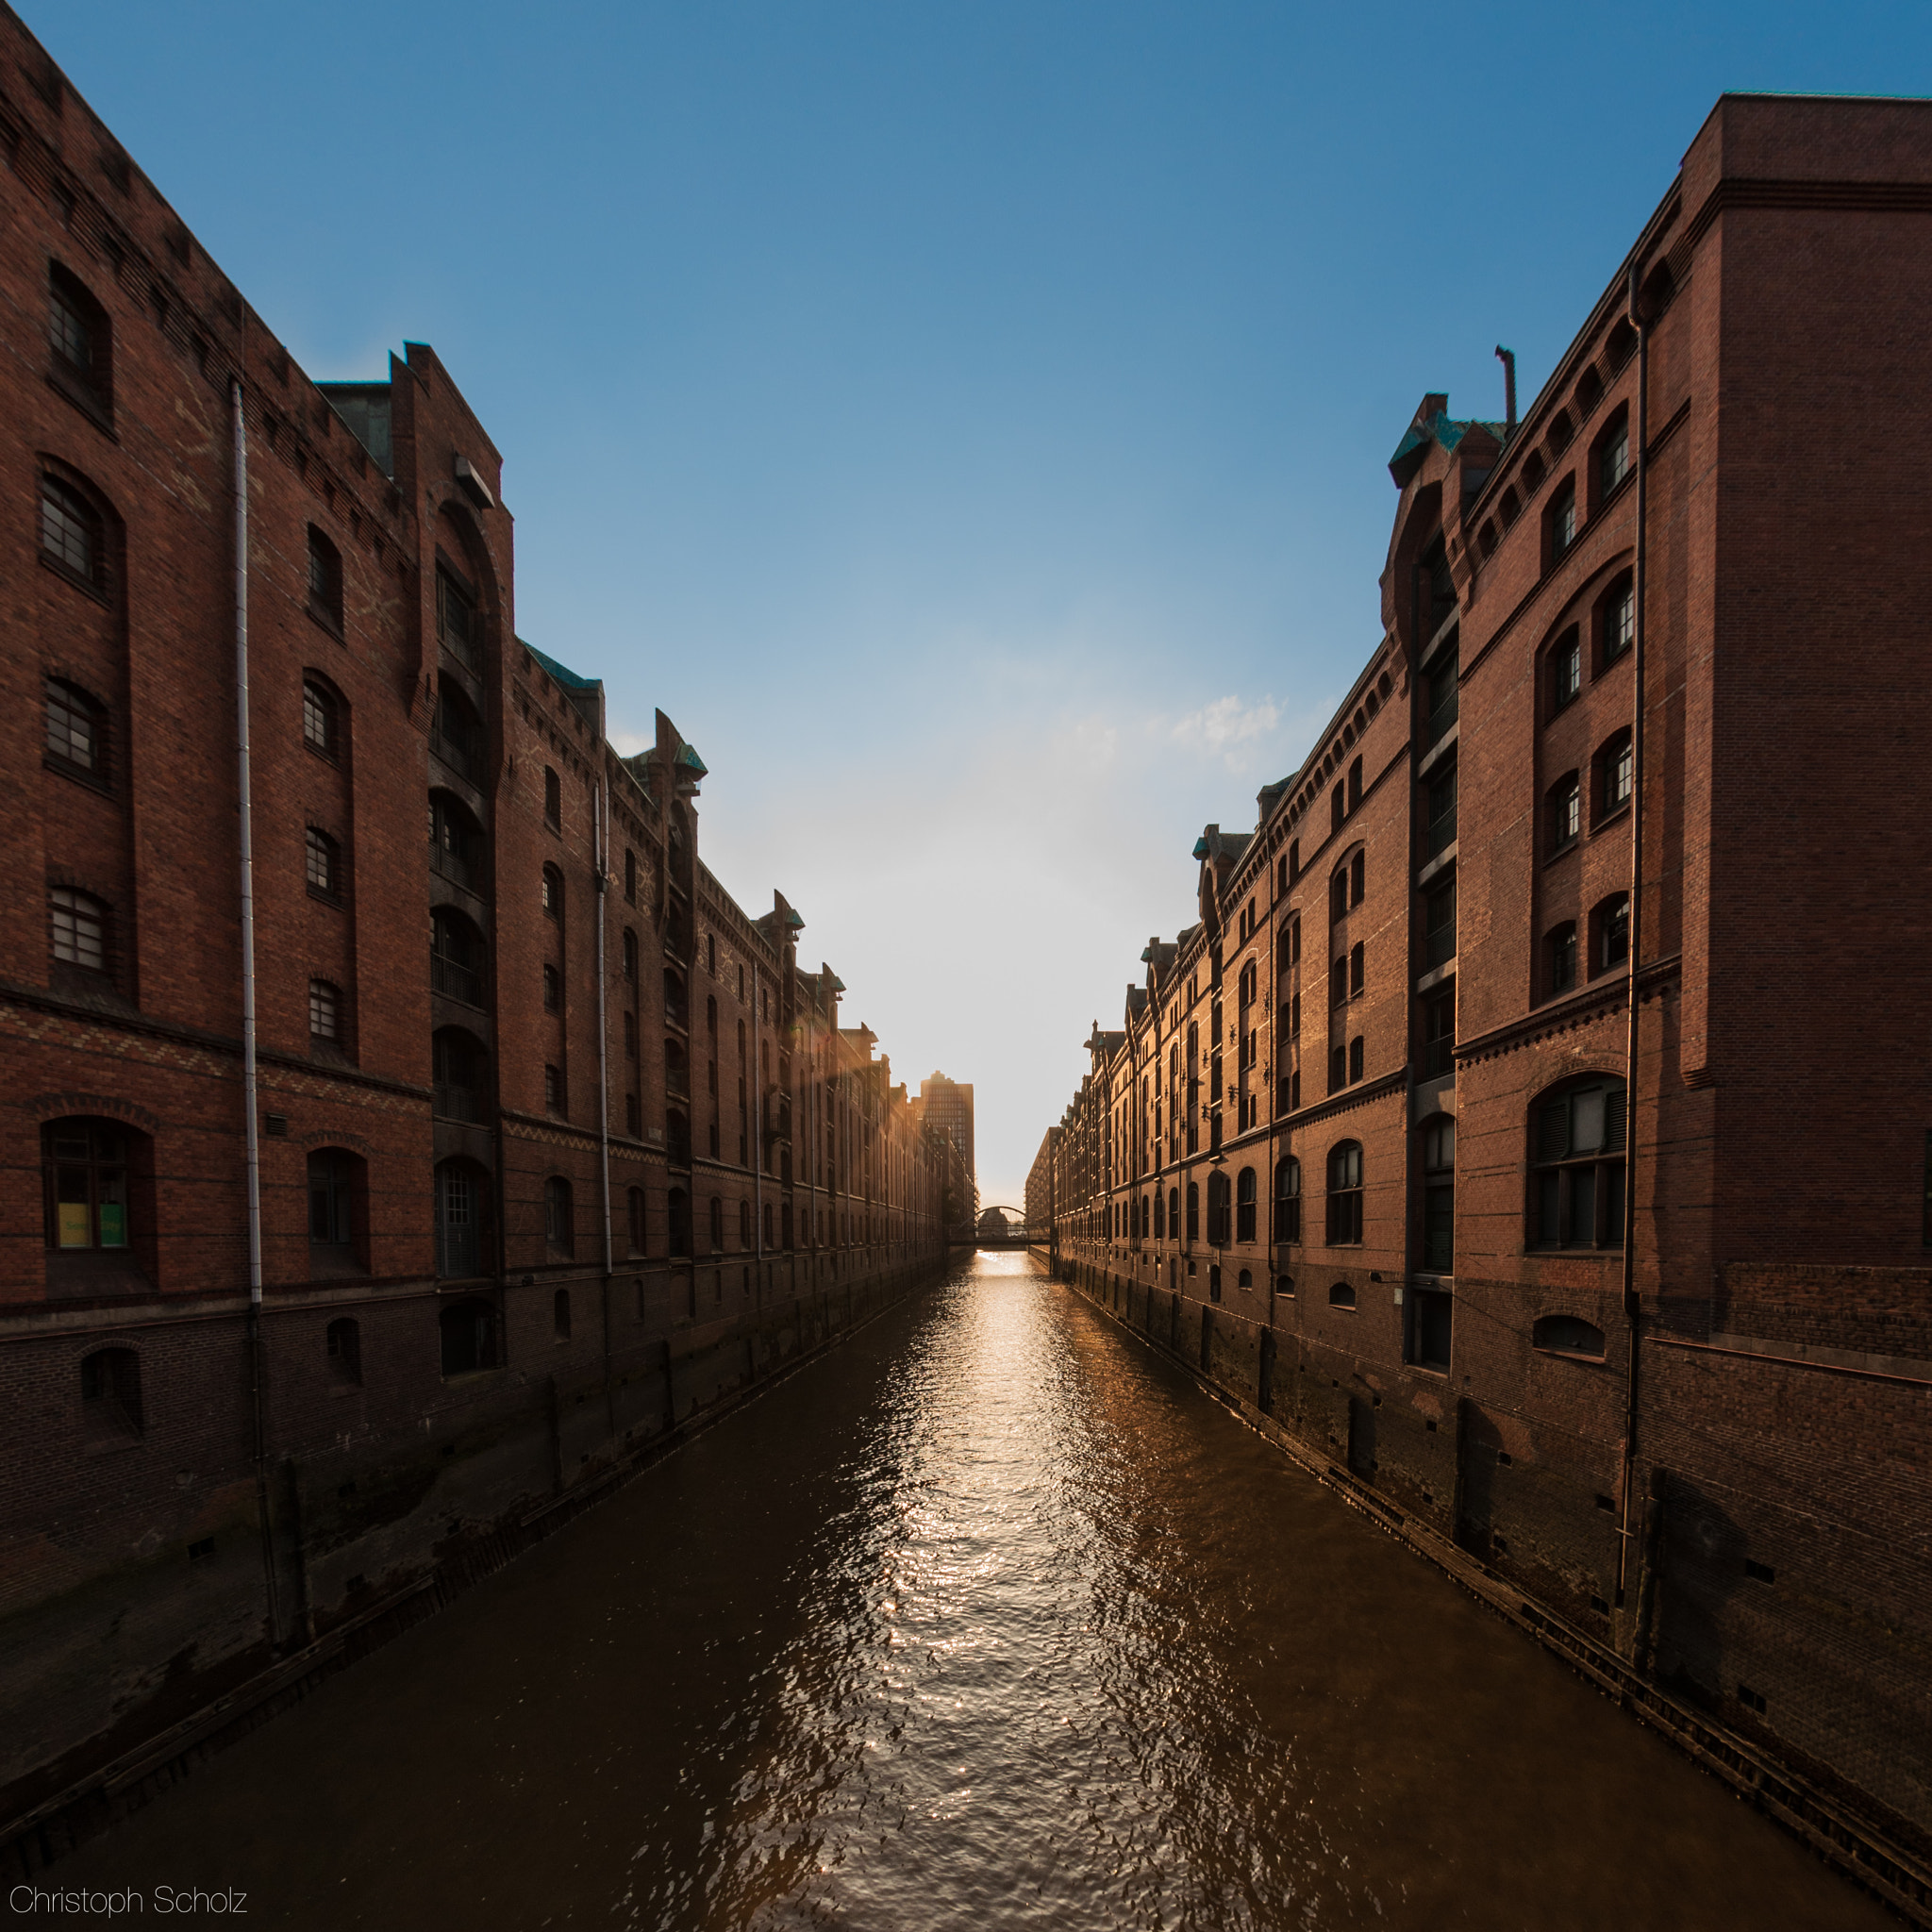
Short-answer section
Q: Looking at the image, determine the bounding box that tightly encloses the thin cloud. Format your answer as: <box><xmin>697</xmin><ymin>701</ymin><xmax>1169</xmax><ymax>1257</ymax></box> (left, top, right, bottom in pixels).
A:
<box><xmin>1166</xmin><ymin>693</ymin><xmax>1282</xmax><ymax>770</ymax></box>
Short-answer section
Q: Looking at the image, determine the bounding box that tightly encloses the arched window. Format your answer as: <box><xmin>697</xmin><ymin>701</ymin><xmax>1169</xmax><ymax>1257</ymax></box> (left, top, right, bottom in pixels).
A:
<box><xmin>1531</xmin><ymin>1077</ymin><xmax>1626</xmax><ymax>1249</ymax></box>
<box><xmin>80</xmin><ymin>1346</ymin><xmax>142</xmax><ymax>1441</ymax></box>
<box><xmin>308</xmin><ymin>526</ymin><xmax>343</xmax><ymax>634</ymax></box>
<box><xmin>1545</xmin><ymin>774</ymin><xmax>1581</xmax><ymax>854</ymax></box>
<box><xmin>308</xmin><ymin>1148</ymin><xmax>360</xmax><ymax>1271</ymax></box>
<box><xmin>541</xmin><ymin>863</ymin><xmax>562</xmax><ymax>919</ymax></box>
<box><xmin>664</xmin><ymin>969</ymin><xmax>688</xmax><ymax>1030</ymax></box>
<box><xmin>1328</xmin><ymin>1281</ymin><xmax>1357</xmax><ymax>1309</ymax></box>
<box><xmin>1236</xmin><ymin>1167</ymin><xmax>1257</xmax><ymax>1243</ymax></box>
<box><xmin>1239</xmin><ymin>960</ymin><xmax>1257</xmax><ymax>1008</ymax></box>
<box><xmin>1594</xmin><ymin>407</ymin><xmax>1630</xmax><ymax>504</ymax></box>
<box><xmin>709</xmin><ymin>1195</ymin><xmax>724</xmax><ymax>1252</ymax></box>
<box><xmin>740</xmin><ymin>1199</ymin><xmax>752</xmax><ymax>1247</ymax></box>
<box><xmin>431</xmin><ymin>908</ymin><xmax>485</xmax><ymax>1006</ymax></box>
<box><xmin>626</xmin><ymin>1186</ymin><xmax>646</xmax><ymax>1256</ymax></box>
<box><xmin>1595</xmin><ymin>729</ymin><xmax>1634</xmax><ymax>821</ymax></box>
<box><xmin>665</xmin><ymin>1039</ymin><xmax>689</xmax><ymax>1098</ymax></box>
<box><xmin>48</xmin><ymin>886</ymin><xmax>109</xmax><ymax>976</ymax></box>
<box><xmin>43</xmin><ymin>1118</ymin><xmax>134</xmax><ymax>1253</ymax></box>
<box><xmin>309</xmin><ymin>978</ymin><xmax>342</xmax><ymax>1046</ymax></box>
<box><xmin>1167</xmin><ymin>1186</ymin><xmax>1179</xmax><ymax>1238</ymax></box>
<box><xmin>325</xmin><ymin>1317</ymin><xmax>361</xmax><ymax>1386</ymax></box>
<box><xmin>303</xmin><ymin>676</ymin><xmax>341</xmax><ymax>759</ymax></box>
<box><xmin>1534</xmin><ymin>1314</ymin><xmax>1607</xmax><ymax>1359</ymax></box>
<box><xmin>1326</xmin><ymin>1141</ymin><xmax>1363</xmax><ymax>1244</ymax></box>
<box><xmin>1329</xmin><ymin>865</ymin><xmax>1348</xmax><ymax>924</ymax></box>
<box><xmin>1275</xmin><ymin>1158</ymin><xmax>1301</xmax><ymax>1243</ymax></box>
<box><xmin>1545</xmin><ymin>923</ymin><xmax>1578</xmax><ymax>997</ymax></box>
<box><xmin>1591</xmin><ymin>894</ymin><xmax>1631</xmax><ymax>974</ymax></box>
<box><xmin>1547</xmin><ymin>627</ymin><xmax>1582</xmax><ymax>716</ymax></box>
<box><xmin>1238</xmin><ymin>1268</ymin><xmax>1252</xmax><ymax>1290</ymax></box>
<box><xmin>307</xmin><ymin>825</ymin><xmax>344</xmax><ymax>900</ymax></box>
<box><xmin>50</xmin><ymin>263</ymin><xmax>111</xmax><ymax>414</ymax></box>
<box><xmin>1420</xmin><ymin>1117</ymin><xmax>1454</xmax><ymax>1273</ymax></box>
<box><xmin>41</xmin><ymin>474</ymin><xmax>105</xmax><ymax>591</ymax></box>
<box><xmin>1599</xmin><ymin>574</ymin><xmax>1635</xmax><ymax>669</ymax></box>
<box><xmin>430</xmin><ymin>793</ymin><xmax>483</xmax><ymax>891</ymax></box>
<box><xmin>1153</xmin><ymin>1191</ymin><xmax>1165</xmax><ymax>1239</ymax></box>
<box><xmin>45</xmin><ymin>676</ymin><xmax>108</xmax><ymax>783</ymax></box>
<box><xmin>434</xmin><ymin>1162</ymin><xmax>489</xmax><ymax>1277</ymax></box>
<box><xmin>432</xmin><ymin>1028</ymin><xmax>487</xmax><ymax>1122</ymax></box>
<box><xmin>544</xmin><ymin>1175</ymin><xmax>574</xmax><ymax>1256</ymax></box>
<box><xmin>1348</xmin><ymin>1035</ymin><xmax>1364</xmax><ymax>1084</ymax></box>
<box><xmin>1350</xmin><ymin>850</ymin><xmax>1364</xmax><ymax>907</ymax></box>
<box><xmin>554</xmin><ymin>1288</ymin><xmax>572</xmax><ymax>1340</ymax></box>
<box><xmin>439</xmin><ymin>1296</ymin><xmax>497</xmax><ymax>1375</ymax></box>
<box><xmin>1546</xmin><ymin>475</ymin><xmax>1577</xmax><ymax>564</ymax></box>
<box><xmin>431</xmin><ymin>675</ymin><xmax>479</xmax><ymax>780</ymax></box>
<box><xmin>543</xmin><ymin>765</ymin><xmax>561</xmax><ymax>828</ymax></box>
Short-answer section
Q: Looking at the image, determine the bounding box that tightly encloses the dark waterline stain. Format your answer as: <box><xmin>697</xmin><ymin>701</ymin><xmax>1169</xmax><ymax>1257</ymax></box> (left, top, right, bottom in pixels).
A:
<box><xmin>61</xmin><ymin>1254</ymin><xmax>1888</xmax><ymax>1929</ymax></box>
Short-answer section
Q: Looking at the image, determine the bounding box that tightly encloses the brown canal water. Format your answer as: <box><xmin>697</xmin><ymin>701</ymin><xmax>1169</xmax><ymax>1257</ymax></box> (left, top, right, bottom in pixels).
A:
<box><xmin>59</xmin><ymin>1251</ymin><xmax>1887</xmax><ymax>1929</ymax></box>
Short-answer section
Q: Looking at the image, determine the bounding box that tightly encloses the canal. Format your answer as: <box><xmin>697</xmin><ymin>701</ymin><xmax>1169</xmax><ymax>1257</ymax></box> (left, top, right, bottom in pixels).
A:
<box><xmin>60</xmin><ymin>1251</ymin><xmax>1885</xmax><ymax>1929</ymax></box>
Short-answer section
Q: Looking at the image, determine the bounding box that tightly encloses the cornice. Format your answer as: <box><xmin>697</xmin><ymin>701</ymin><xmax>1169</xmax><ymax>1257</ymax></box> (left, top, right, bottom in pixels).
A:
<box><xmin>1454</xmin><ymin>955</ymin><xmax>1680</xmax><ymax>1068</ymax></box>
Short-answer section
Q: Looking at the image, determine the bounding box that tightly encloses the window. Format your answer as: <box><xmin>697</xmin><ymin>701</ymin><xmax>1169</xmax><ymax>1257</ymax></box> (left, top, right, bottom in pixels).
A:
<box><xmin>1288</xmin><ymin>916</ymin><xmax>1302</xmax><ymax>964</ymax></box>
<box><xmin>1347</xmin><ymin>756</ymin><xmax>1363</xmax><ymax>810</ymax></box>
<box><xmin>303</xmin><ymin>678</ymin><xmax>339</xmax><ymax>758</ymax></box>
<box><xmin>435</xmin><ymin>1163</ymin><xmax>487</xmax><ymax>1277</ymax></box>
<box><xmin>1348</xmin><ymin>1035</ymin><xmax>1364</xmax><ymax>1083</ymax></box>
<box><xmin>1409</xmin><ymin>1288</ymin><xmax>1453</xmax><ymax>1371</ymax></box>
<box><xmin>430</xmin><ymin>794</ymin><xmax>480</xmax><ymax>891</ymax></box>
<box><xmin>1350</xmin><ymin>850</ymin><xmax>1365</xmax><ymax>907</ymax></box>
<box><xmin>49</xmin><ymin>887</ymin><xmax>108</xmax><ymax>974</ymax></box>
<box><xmin>1597</xmin><ymin>731</ymin><xmax>1634</xmax><ymax>819</ymax></box>
<box><xmin>543</xmin><ymin>766</ymin><xmax>560</xmax><ymax>829</ymax></box>
<box><xmin>1207</xmin><ymin>1172</ymin><xmax>1231</xmax><ymax>1246</ymax></box>
<box><xmin>1546</xmin><ymin>774</ymin><xmax>1581</xmax><ymax>854</ymax></box>
<box><xmin>1426</xmin><ymin>654</ymin><xmax>1458</xmax><ymax>745</ymax></box>
<box><xmin>1592</xmin><ymin>894</ymin><xmax>1631</xmax><ymax>974</ymax></box>
<box><xmin>1186</xmin><ymin>1182</ymin><xmax>1199</xmax><ymax>1242</ymax></box>
<box><xmin>326</xmin><ymin>1317</ymin><xmax>361</xmax><ymax>1386</ymax></box>
<box><xmin>623</xmin><ymin>928</ymin><xmax>639</xmax><ymax>982</ymax></box>
<box><xmin>307</xmin><ymin>826</ymin><xmax>342</xmax><ymax>900</ymax></box>
<box><xmin>1597</xmin><ymin>411</ymin><xmax>1629</xmax><ymax>500</ymax></box>
<box><xmin>740</xmin><ymin>1199</ymin><xmax>753</xmax><ymax>1247</ymax></box>
<box><xmin>431</xmin><ymin>908</ymin><xmax>484</xmax><ymax>1005</ymax></box>
<box><xmin>709</xmin><ymin>1196</ymin><xmax>724</xmax><ymax>1252</ymax></box>
<box><xmin>431</xmin><ymin>676</ymin><xmax>479</xmax><ymax>780</ymax></box>
<box><xmin>1154</xmin><ymin>1191</ymin><xmax>1166</xmax><ymax>1239</ymax></box>
<box><xmin>1547</xmin><ymin>477</ymin><xmax>1576</xmax><ymax>562</ymax></box>
<box><xmin>1424</xmin><ymin>763</ymin><xmax>1457</xmax><ymax>858</ymax></box>
<box><xmin>628</xmin><ymin>1187</ymin><xmax>646</xmax><ymax>1256</ymax></box>
<box><xmin>432</xmin><ymin>1028</ymin><xmax>486</xmax><ymax>1123</ymax></box>
<box><xmin>436</xmin><ymin>566</ymin><xmax>477</xmax><ymax>669</ymax></box>
<box><xmin>1236</xmin><ymin>1168</ymin><xmax>1257</xmax><ymax>1243</ymax></box>
<box><xmin>1330</xmin><ymin>785</ymin><xmax>1344</xmax><ymax>834</ymax></box>
<box><xmin>624</xmin><ymin>1010</ymin><xmax>638</xmax><ymax>1061</ymax></box>
<box><xmin>439</xmin><ymin>1295</ymin><xmax>497</xmax><ymax>1374</ymax></box>
<box><xmin>1600</xmin><ymin>576</ymin><xmax>1634</xmax><ymax>668</ymax></box>
<box><xmin>1421</xmin><ymin>984</ymin><xmax>1455</xmax><ymax>1080</ymax></box>
<box><xmin>45</xmin><ymin>678</ymin><xmax>106</xmax><ymax>781</ymax></box>
<box><xmin>50</xmin><ymin>265</ymin><xmax>108</xmax><ymax>408</ymax></box>
<box><xmin>1424</xmin><ymin>876</ymin><xmax>1456</xmax><ymax>969</ymax></box>
<box><xmin>80</xmin><ymin>1347</ymin><xmax>142</xmax><ymax>1442</ymax></box>
<box><xmin>1329</xmin><ymin>1044</ymin><xmax>1345</xmax><ymax>1094</ymax></box>
<box><xmin>625</xmin><ymin>849</ymin><xmax>638</xmax><ymax>904</ymax></box>
<box><xmin>541</xmin><ymin>864</ymin><xmax>562</xmax><ymax>919</ymax></box>
<box><xmin>309</xmin><ymin>1150</ymin><xmax>357</xmax><ymax>1266</ymax></box>
<box><xmin>43</xmin><ymin>1119</ymin><xmax>131</xmax><ymax>1251</ymax></box>
<box><xmin>1326</xmin><ymin>1141</ymin><xmax>1363</xmax><ymax>1243</ymax></box>
<box><xmin>1550</xmin><ymin>629</ymin><xmax>1582</xmax><ymax>714</ymax></box>
<box><xmin>542</xmin><ymin>964</ymin><xmax>560</xmax><ymax>1013</ymax></box>
<box><xmin>1275</xmin><ymin>1158</ymin><xmax>1301</xmax><ymax>1243</ymax></box>
<box><xmin>41</xmin><ymin>475</ymin><xmax>103</xmax><ymax>589</ymax></box>
<box><xmin>1329</xmin><ymin>870</ymin><xmax>1347</xmax><ymax>924</ymax></box>
<box><xmin>554</xmin><ymin>1288</ymin><xmax>572</xmax><ymax>1340</ymax></box>
<box><xmin>1531</xmin><ymin>1078</ymin><xmax>1627</xmax><ymax>1249</ymax></box>
<box><xmin>544</xmin><ymin>1065</ymin><xmax>565</xmax><ymax>1115</ymax></box>
<box><xmin>1328</xmin><ymin>1281</ymin><xmax>1357</xmax><ymax>1309</ymax></box>
<box><xmin>544</xmin><ymin>1175</ymin><xmax>574</xmax><ymax>1254</ymax></box>
<box><xmin>308</xmin><ymin>526</ymin><xmax>343</xmax><ymax>633</ymax></box>
<box><xmin>308</xmin><ymin>977</ymin><xmax>341</xmax><ymax>1042</ymax></box>
<box><xmin>1330</xmin><ymin>955</ymin><xmax>1347</xmax><ymax>1009</ymax></box>
<box><xmin>1420</xmin><ymin>1117</ymin><xmax>1454</xmax><ymax>1273</ymax></box>
<box><xmin>1546</xmin><ymin>923</ymin><xmax>1578</xmax><ymax>996</ymax></box>
<box><xmin>1533</xmin><ymin>1314</ymin><xmax>1606</xmax><ymax>1358</ymax></box>
<box><xmin>1349</xmin><ymin>941</ymin><xmax>1364</xmax><ymax>997</ymax></box>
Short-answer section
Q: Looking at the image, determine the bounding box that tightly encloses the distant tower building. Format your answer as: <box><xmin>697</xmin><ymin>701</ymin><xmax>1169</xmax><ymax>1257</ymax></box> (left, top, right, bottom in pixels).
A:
<box><xmin>919</xmin><ymin>1073</ymin><xmax>976</xmax><ymax>1219</ymax></box>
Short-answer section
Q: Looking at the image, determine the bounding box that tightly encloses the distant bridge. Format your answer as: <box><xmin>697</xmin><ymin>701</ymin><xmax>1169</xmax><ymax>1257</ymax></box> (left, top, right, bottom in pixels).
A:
<box><xmin>947</xmin><ymin>1208</ymin><xmax>1046</xmax><ymax>1250</ymax></box>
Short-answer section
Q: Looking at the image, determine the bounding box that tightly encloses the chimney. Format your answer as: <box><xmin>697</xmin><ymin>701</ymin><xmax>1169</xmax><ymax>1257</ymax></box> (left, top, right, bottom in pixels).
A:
<box><xmin>1494</xmin><ymin>344</ymin><xmax>1518</xmax><ymax>436</ymax></box>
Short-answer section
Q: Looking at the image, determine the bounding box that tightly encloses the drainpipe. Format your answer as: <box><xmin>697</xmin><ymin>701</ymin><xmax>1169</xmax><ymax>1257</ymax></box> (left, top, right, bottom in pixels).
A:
<box><xmin>594</xmin><ymin>781</ymin><xmax>614</xmax><ymax>1436</ymax></box>
<box><xmin>232</xmin><ymin>381</ymin><xmax>281</xmax><ymax>1644</ymax></box>
<box><xmin>1615</xmin><ymin>261</ymin><xmax>1651</xmax><ymax>1631</ymax></box>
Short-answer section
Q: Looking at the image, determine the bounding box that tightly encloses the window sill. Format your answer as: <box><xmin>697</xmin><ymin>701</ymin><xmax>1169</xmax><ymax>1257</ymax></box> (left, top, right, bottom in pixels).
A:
<box><xmin>308</xmin><ymin>885</ymin><xmax>346</xmax><ymax>909</ymax></box>
<box><xmin>1542</xmin><ymin>838</ymin><xmax>1579</xmax><ymax>869</ymax></box>
<box><xmin>48</xmin><ymin>368</ymin><xmax>117</xmax><ymax>440</ymax></box>
<box><xmin>1416</xmin><ymin>844</ymin><xmax>1457</xmax><ymax>888</ymax></box>
<box><xmin>38</xmin><ymin>548</ymin><xmax>111</xmax><ymax>607</ymax></box>
<box><xmin>1417</xmin><ymin>724</ymin><xmax>1458</xmax><ymax>778</ymax></box>
<box><xmin>43</xmin><ymin>754</ymin><xmax>112</xmax><ymax>796</ymax></box>
<box><xmin>307</xmin><ymin>601</ymin><xmax>345</xmax><ymax>643</ymax></box>
<box><xmin>1533</xmin><ymin>1345</ymin><xmax>1607</xmax><ymax>1363</ymax></box>
<box><xmin>1415</xmin><ymin>958</ymin><xmax>1456</xmax><ymax>993</ymax></box>
<box><xmin>1591</xmin><ymin>801</ymin><xmax>1632</xmax><ymax>837</ymax></box>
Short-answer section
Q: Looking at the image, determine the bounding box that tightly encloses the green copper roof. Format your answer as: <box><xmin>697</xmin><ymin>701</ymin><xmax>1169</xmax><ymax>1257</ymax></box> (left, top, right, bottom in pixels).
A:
<box><xmin>675</xmin><ymin>742</ymin><xmax>708</xmax><ymax>777</ymax></box>
<box><xmin>1191</xmin><ymin>836</ymin><xmax>1209</xmax><ymax>860</ymax></box>
<box><xmin>521</xmin><ymin>641</ymin><xmax>599</xmax><ymax>691</ymax></box>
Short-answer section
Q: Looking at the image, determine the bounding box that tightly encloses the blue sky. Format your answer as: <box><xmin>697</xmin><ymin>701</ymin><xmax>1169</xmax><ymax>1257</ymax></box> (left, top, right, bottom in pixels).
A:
<box><xmin>36</xmin><ymin>0</ymin><xmax>1932</xmax><ymax>1211</ymax></box>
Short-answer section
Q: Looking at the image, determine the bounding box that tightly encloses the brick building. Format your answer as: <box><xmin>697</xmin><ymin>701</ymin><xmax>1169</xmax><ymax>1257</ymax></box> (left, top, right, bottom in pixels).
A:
<box><xmin>1045</xmin><ymin>94</ymin><xmax>1932</xmax><ymax>1870</ymax></box>
<box><xmin>0</xmin><ymin>7</ymin><xmax>949</xmax><ymax>1835</ymax></box>
<box><xmin>912</xmin><ymin>1071</ymin><xmax>976</xmax><ymax>1226</ymax></box>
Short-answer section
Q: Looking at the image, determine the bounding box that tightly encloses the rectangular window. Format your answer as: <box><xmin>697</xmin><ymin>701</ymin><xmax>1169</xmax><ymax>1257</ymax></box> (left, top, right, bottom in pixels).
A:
<box><xmin>1603</xmin><ymin>737</ymin><xmax>1634</xmax><ymax>815</ymax></box>
<box><xmin>1409</xmin><ymin>1289</ymin><xmax>1453</xmax><ymax>1370</ymax></box>
<box><xmin>1426</xmin><ymin>656</ymin><xmax>1458</xmax><ymax>745</ymax></box>
<box><xmin>1348</xmin><ymin>1035</ymin><xmax>1364</xmax><ymax>1083</ymax></box>
<box><xmin>1425</xmin><ymin>764</ymin><xmax>1457</xmax><ymax>858</ymax></box>
<box><xmin>1424</xmin><ymin>877</ymin><xmax>1456</xmax><ymax>969</ymax></box>
<box><xmin>437</xmin><ymin>567</ymin><xmax>477</xmax><ymax>669</ymax></box>
<box><xmin>1421</xmin><ymin>984</ymin><xmax>1455</xmax><ymax>1079</ymax></box>
<box><xmin>544</xmin><ymin>1064</ymin><xmax>564</xmax><ymax>1114</ymax></box>
<box><xmin>309</xmin><ymin>979</ymin><xmax>340</xmax><ymax>1041</ymax></box>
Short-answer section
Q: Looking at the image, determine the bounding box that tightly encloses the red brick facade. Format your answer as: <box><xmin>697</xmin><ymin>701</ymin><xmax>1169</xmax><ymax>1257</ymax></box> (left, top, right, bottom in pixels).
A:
<box><xmin>0</xmin><ymin>7</ymin><xmax>948</xmax><ymax>1832</ymax></box>
<box><xmin>1046</xmin><ymin>95</ymin><xmax>1932</xmax><ymax>1862</ymax></box>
